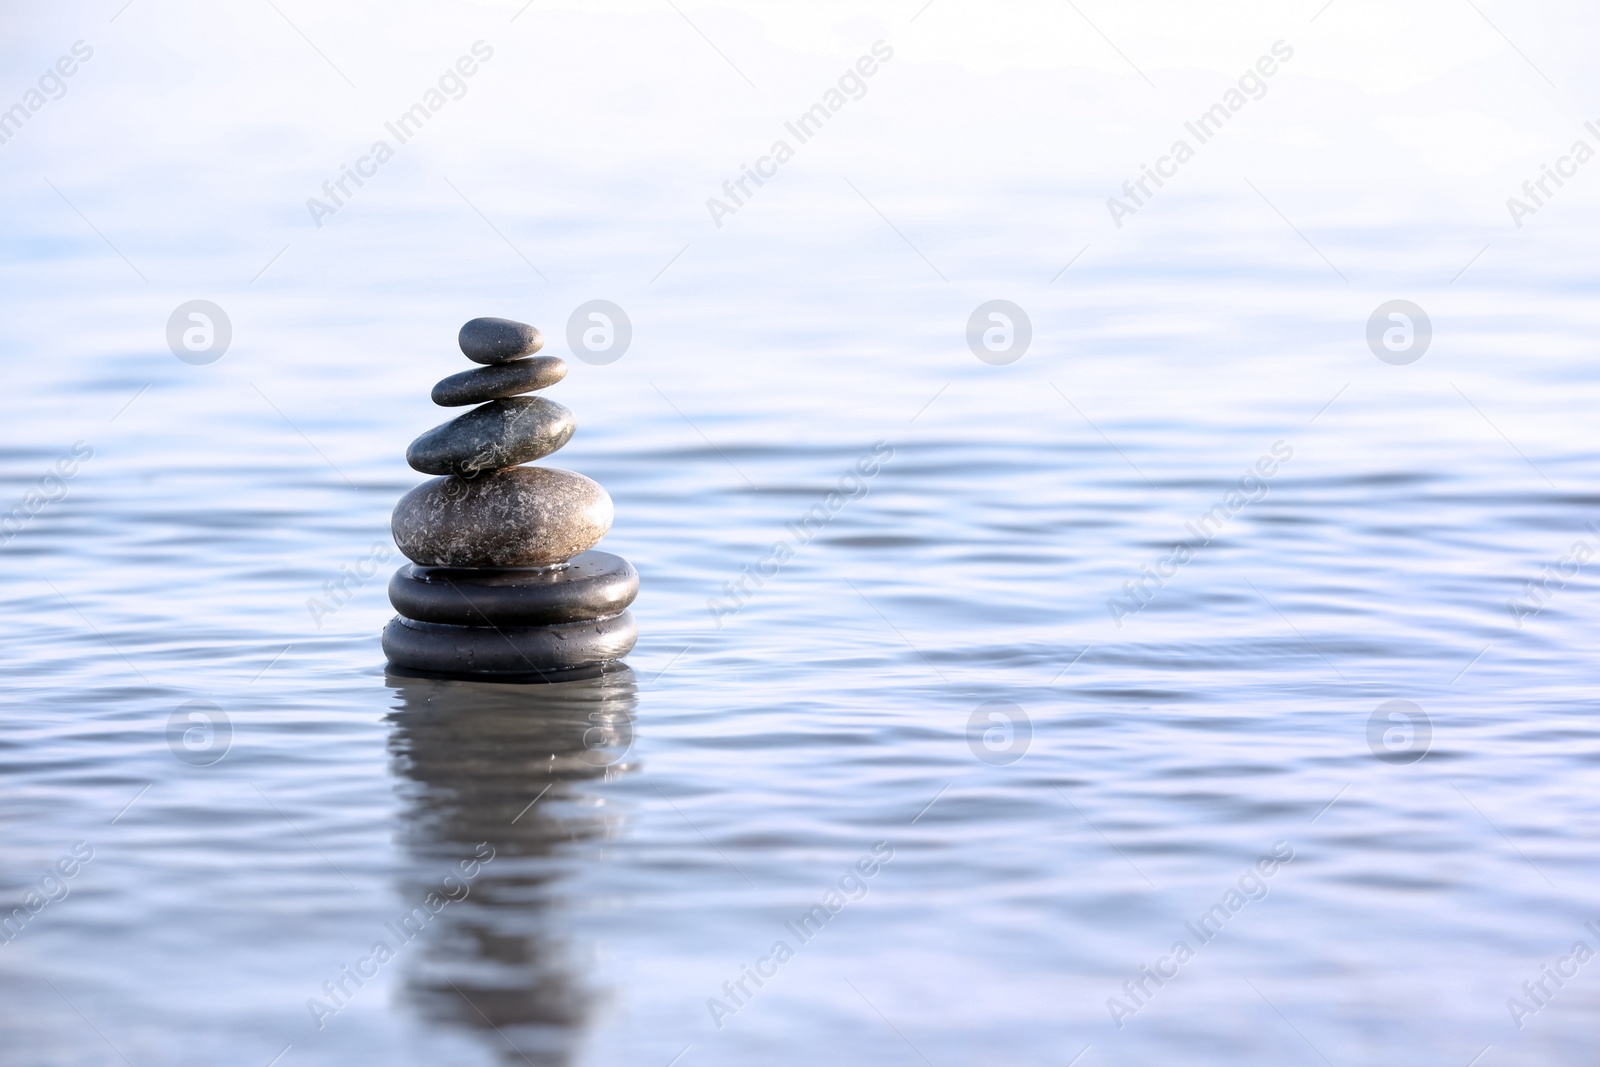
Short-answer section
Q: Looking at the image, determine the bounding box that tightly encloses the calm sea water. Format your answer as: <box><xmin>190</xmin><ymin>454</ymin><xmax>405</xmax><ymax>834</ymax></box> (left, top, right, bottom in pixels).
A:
<box><xmin>4</xmin><ymin>3</ymin><xmax>1600</xmax><ymax>1065</ymax></box>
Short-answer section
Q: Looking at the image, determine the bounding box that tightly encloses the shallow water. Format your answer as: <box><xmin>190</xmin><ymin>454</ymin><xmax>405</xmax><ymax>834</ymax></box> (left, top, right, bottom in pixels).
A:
<box><xmin>4</xmin><ymin>3</ymin><xmax>1600</xmax><ymax>1065</ymax></box>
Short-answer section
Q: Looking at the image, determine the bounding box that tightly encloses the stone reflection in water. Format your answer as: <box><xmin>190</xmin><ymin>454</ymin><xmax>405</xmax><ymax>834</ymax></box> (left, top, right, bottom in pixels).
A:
<box><xmin>385</xmin><ymin>666</ymin><xmax>638</xmax><ymax>1066</ymax></box>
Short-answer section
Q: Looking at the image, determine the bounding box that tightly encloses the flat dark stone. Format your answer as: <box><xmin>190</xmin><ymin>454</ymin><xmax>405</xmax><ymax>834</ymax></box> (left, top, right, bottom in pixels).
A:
<box><xmin>432</xmin><ymin>357</ymin><xmax>567</xmax><ymax>407</ymax></box>
<box><xmin>406</xmin><ymin>397</ymin><xmax>576</xmax><ymax>478</ymax></box>
<box><xmin>382</xmin><ymin>611</ymin><xmax>637</xmax><ymax>676</ymax></box>
<box><xmin>384</xmin><ymin>660</ymin><xmax>623</xmax><ymax>685</ymax></box>
<box><xmin>389</xmin><ymin>550</ymin><xmax>638</xmax><ymax>626</ymax></box>
<box><xmin>391</xmin><ymin>466</ymin><xmax>613</xmax><ymax>568</ymax></box>
<box><xmin>459</xmin><ymin>317</ymin><xmax>543</xmax><ymax>365</ymax></box>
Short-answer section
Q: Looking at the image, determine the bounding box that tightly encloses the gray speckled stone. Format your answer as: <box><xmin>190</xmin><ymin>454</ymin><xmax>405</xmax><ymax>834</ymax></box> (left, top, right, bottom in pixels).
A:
<box><xmin>389</xmin><ymin>550</ymin><xmax>639</xmax><ymax>626</ymax></box>
<box><xmin>459</xmin><ymin>317</ymin><xmax>543</xmax><ymax>365</ymax></box>
<box><xmin>431</xmin><ymin>356</ymin><xmax>567</xmax><ymax>407</ymax></box>
<box><xmin>392</xmin><ymin>466</ymin><xmax>613</xmax><ymax>567</ymax></box>
<box><xmin>382</xmin><ymin>611</ymin><xmax>637</xmax><ymax>676</ymax></box>
<box><xmin>406</xmin><ymin>397</ymin><xmax>576</xmax><ymax>478</ymax></box>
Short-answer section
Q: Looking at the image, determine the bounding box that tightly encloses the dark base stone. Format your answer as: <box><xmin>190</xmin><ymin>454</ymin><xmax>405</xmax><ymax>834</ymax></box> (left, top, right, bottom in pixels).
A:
<box><xmin>383</xmin><ymin>660</ymin><xmax>623</xmax><ymax>685</ymax></box>
<box><xmin>382</xmin><ymin>611</ymin><xmax>637</xmax><ymax>678</ymax></box>
<box><xmin>388</xmin><ymin>551</ymin><xmax>639</xmax><ymax>626</ymax></box>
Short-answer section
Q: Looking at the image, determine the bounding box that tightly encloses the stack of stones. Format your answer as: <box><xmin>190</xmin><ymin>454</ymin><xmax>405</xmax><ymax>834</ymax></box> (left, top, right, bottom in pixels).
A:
<box><xmin>382</xmin><ymin>317</ymin><xmax>638</xmax><ymax>681</ymax></box>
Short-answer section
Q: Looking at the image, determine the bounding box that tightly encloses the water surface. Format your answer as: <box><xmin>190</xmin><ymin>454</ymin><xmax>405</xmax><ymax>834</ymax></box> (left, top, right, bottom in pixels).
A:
<box><xmin>3</xmin><ymin>3</ymin><xmax>1599</xmax><ymax>1064</ymax></box>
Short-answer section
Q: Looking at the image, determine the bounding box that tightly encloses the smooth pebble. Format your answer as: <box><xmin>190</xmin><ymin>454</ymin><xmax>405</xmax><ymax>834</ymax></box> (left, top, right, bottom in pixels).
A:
<box><xmin>388</xmin><ymin>551</ymin><xmax>638</xmax><ymax>626</ymax></box>
<box><xmin>406</xmin><ymin>397</ymin><xmax>575</xmax><ymax>478</ymax></box>
<box><xmin>382</xmin><ymin>611</ymin><xmax>638</xmax><ymax>676</ymax></box>
<box><xmin>392</xmin><ymin>466</ymin><xmax>613</xmax><ymax>568</ymax></box>
<box><xmin>459</xmin><ymin>317</ymin><xmax>544</xmax><ymax>365</ymax></box>
<box><xmin>431</xmin><ymin>356</ymin><xmax>567</xmax><ymax>406</ymax></box>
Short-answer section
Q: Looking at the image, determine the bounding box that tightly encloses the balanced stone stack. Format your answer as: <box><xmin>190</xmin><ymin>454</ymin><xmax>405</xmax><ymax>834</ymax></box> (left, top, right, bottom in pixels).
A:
<box><xmin>382</xmin><ymin>317</ymin><xmax>638</xmax><ymax>680</ymax></box>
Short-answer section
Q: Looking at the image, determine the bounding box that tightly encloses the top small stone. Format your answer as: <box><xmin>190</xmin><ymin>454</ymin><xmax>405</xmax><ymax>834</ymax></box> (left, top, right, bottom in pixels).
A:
<box><xmin>459</xmin><ymin>317</ymin><xmax>544</xmax><ymax>365</ymax></box>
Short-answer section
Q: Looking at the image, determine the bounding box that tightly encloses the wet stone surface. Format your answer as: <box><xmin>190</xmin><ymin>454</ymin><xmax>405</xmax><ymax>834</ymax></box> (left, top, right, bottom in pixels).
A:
<box><xmin>458</xmin><ymin>316</ymin><xmax>544</xmax><ymax>365</ymax></box>
<box><xmin>431</xmin><ymin>356</ymin><xmax>568</xmax><ymax>407</ymax></box>
<box><xmin>391</xmin><ymin>465</ymin><xmax>613</xmax><ymax>568</ymax></box>
<box><xmin>388</xmin><ymin>551</ymin><xmax>639</xmax><ymax>626</ymax></box>
<box><xmin>405</xmin><ymin>397</ymin><xmax>576</xmax><ymax>478</ymax></box>
<box><xmin>381</xmin><ymin>610</ymin><xmax>638</xmax><ymax>676</ymax></box>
